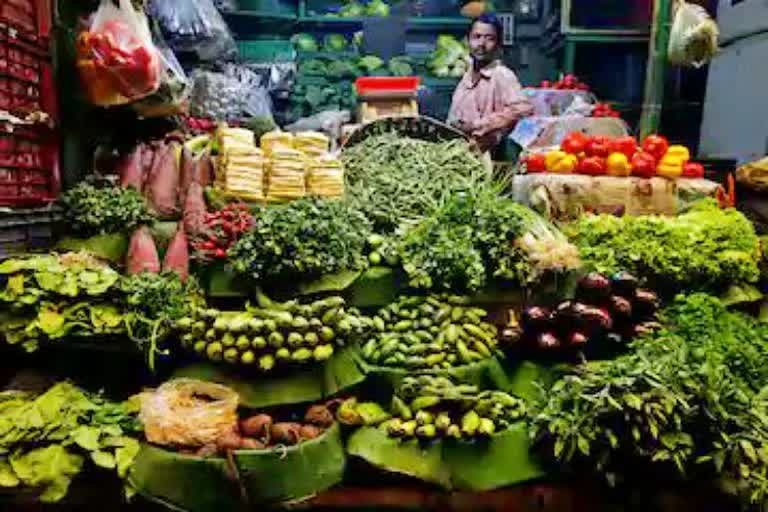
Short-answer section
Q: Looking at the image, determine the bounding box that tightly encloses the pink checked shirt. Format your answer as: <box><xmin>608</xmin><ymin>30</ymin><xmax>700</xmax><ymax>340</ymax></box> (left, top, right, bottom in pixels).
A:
<box><xmin>448</xmin><ymin>61</ymin><xmax>533</xmax><ymax>150</ymax></box>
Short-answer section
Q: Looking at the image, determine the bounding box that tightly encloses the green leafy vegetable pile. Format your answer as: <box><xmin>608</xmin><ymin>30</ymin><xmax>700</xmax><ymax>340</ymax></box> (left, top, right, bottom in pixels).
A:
<box><xmin>60</xmin><ymin>184</ymin><xmax>155</xmax><ymax>237</ymax></box>
<box><xmin>341</xmin><ymin>133</ymin><xmax>493</xmax><ymax>232</ymax></box>
<box><xmin>566</xmin><ymin>200</ymin><xmax>761</xmax><ymax>293</ymax></box>
<box><xmin>0</xmin><ymin>382</ymin><xmax>140</xmax><ymax>503</ymax></box>
<box><xmin>399</xmin><ymin>191</ymin><xmax>581</xmax><ymax>292</ymax></box>
<box><xmin>428</xmin><ymin>35</ymin><xmax>469</xmax><ymax>78</ymax></box>
<box><xmin>0</xmin><ymin>253</ymin><xmax>126</xmax><ymax>352</ymax></box>
<box><xmin>533</xmin><ymin>293</ymin><xmax>768</xmax><ymax>507</ymax></box>
<box><xmin>121</xmin><ymin>272</ymin><xmax>205</xmax><ymax>369</ymax></box>
<box><xmin>229</xmin><ymin>198</ymin><xmax>372</xmax><ymax>283</ymax></box>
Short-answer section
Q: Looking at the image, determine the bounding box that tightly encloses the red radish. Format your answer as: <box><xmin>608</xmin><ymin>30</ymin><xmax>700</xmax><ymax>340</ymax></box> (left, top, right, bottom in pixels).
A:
<box><xmin>162</xmin><ymin>226</ymin><xmax>190</xmax><ymax>282</ymax></box>
<box><xmin>126</xmin><ymin>226</ymin><xmax>160</xmax><ymax>275</ymax></box>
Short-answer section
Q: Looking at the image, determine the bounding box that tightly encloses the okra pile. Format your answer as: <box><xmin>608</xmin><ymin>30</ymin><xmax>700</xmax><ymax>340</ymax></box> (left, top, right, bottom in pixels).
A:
<box><xmin>383</xmin><ymin>376</ymin><xmax>526</xmax><ymax>440</ymax></box>
<box><xmin>176</xmin><ymin>293</ymin><xmax>371</xmax><ymax>372</ymax></box>
<box><xmin>360</xmin><ymin>295</ymin><xmax>499</xmax><ymax>370</ymax></box>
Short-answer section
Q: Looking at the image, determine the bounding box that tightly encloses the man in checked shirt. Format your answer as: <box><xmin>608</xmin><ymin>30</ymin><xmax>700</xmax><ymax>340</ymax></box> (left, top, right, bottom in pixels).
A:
<box><xmin>448</xmin><ymin>13</ymin><xmax>534</xmax><ymax>154</ymax></box>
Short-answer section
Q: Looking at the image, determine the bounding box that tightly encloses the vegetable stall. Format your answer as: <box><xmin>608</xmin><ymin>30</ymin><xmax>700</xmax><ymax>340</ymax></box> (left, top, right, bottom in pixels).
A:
<box><xmin>0</xmin><ymin>1</ymin><xmax>761</xmax><ymax>511</ymax></box>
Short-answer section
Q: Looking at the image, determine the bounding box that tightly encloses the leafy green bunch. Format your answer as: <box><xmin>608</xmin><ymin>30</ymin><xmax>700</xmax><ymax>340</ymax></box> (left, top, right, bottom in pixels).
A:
<box><xmin>0</xmin><ymin>382</ymin><xmax>140</xmax><ymax>503</ymax></box>
<box><xmin>60</xmin><ymin>184</ymin><xmax>155</xmax><ymax>237</ymax></box>
<box><xmin>566</xmin><ymin>200</ymin><xmax>761</xmax><ymax>293</ymax></box>
<box><xmin>121</xmin><ymin>272</ymin><xmax>205</xmax><ymax>369</ymax></box>
<box><xmin>229</xmin><ymin>198</ymin><xmax>372</xmax><ymax>283</ymax></box>
<box><xmin>399</xmin><ymin>191</ymin><xmax>580</xmax><ymax>292</ymax></box>
<box><xmin>532</xmin><ymin>294</ymin><xmax>768</xmax><ymax>506</ymax></box>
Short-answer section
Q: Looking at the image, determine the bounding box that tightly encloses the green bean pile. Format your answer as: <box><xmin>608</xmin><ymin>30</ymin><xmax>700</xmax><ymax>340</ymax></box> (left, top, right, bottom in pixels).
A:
<box><xmin>341</xmin><ymin>133</ymin><xmax>492</xmax><ymax>232</ymax></box>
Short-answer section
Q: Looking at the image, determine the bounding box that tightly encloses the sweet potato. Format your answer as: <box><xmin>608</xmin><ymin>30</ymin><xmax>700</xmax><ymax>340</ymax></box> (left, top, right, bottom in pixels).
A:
<box><xmin>239</xmin><ymin>438</ymin><xmax>266</xmax><ymax>450</ymax></box>
<box><xmin>304</xmin><ymin>405</ymin><xmax>334</xmax><ymax>428</ymax></box>
<box><xmin>269</xmin><ymin>423</ymin><xmax>302</xmax><ymax>446</ymax></box>
<box><xmin>126</xmin><ymin>226</ymin><xmax>160</xmax><ymax>274</ymax></box>
<box><xmin>162</xmin><ymin>226</ymin><xmax>190</xmax><ymax>282</ymax></box>
<box><xmin>240</xmin><ymin>414</ymin><xmax>273</xmax><ymax>440</ymax></box>
<box><xmin>298</xmin><ymin>424</ymin><xmax>324</xmax><ymax>440</ymax></box>
<box><xmin>217</xmin><ymin>430</ymin><xmax>245</xmax><ymax>452</ymax></box>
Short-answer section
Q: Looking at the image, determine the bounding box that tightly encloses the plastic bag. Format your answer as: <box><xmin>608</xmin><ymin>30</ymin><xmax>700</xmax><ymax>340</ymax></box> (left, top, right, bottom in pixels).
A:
<box><xmin>668</xmin><ymin>0</ymin><xmax>719</xmax><ymax>68</ymax></box>
<box><xmin>140</xmin><ymin>378</ymin><xmax>239</xmax><ymax>448</ymax></box>
<box><xmin>190</xmin><ymin>69</ymin><xmax>274</xmax><ymax>122</ymax></box>
<box><xmin>213</xmin><ymin>0</ymin><xmax>239</xmax><ymax>13</ymax></box>
<box><xmin>132</xmin><ymin>21</ymin><xmax>191</xmax><ymax>118</ymax></box>
<box><xmin>76</xmin><ymin>0</ymin><xmax>161</xmax><ymax>106</ymax></box>
<box><xmin>148</xmin><ymin>0</ymin><xmax>237</xmax><ymax>61</ymax></box>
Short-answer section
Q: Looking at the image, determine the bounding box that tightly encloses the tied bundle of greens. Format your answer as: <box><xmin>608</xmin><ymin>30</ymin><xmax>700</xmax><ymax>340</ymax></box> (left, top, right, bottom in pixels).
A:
<box><xmin>566</xmin><ymin>200</ymin><xmax>761</xmax><ymax>293</ymax></box>
<box><xmin>60</xmin><ymin>184</ymin><xmax>155</xmax><ymax>237</ymax></box>
<box><xmin>533</xmin><ymin>294</ymin><xmax>768</xmax><ymax>507</ymax></box>
<box><xmin>341</xmin><ymin>133</ymin><xmax>492</xmax><ymax>233</ymax></box>
<box><xmin>0</xmin><ymin>382</ymin><xmax>140</xmax><ymax>503</ymax></box>
<box><xmin>121</xmin><ymin>272</ymin><xmax>205</xmax><ymax>370</ymax></box>
<box><xmin>399</xmin><ymin>191</ymin><xmax>581</xmax><ymax>292</ymax></box>
<box><xmin>229</xmin><ymin>198</ymin><xmax>372</xmax><ymax>283</ymax></box>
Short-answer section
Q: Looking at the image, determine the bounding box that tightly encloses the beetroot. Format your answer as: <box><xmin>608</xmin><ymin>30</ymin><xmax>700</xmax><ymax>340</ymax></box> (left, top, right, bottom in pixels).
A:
<box><xmin>146</xmin><ymin>142</ymin><xmax>181</xmax><ymax>219</ymax></box>
<box><xmin>118</xmin><ymin>145</ymin><xmax>144</xmax><ymax>190</ymax></box>
<box><xmin>162</xmin><ymin>226</ymin><xmax>190</xmax><ymax>282</ymax></box>
<box><xmin>126</xmin><ymin>226</ymin><xmax>160</xmax><ymax>275</ymax></box>
<box><xmin>183</xmin><ymin>182</ymin><xmax>207</xmax><ymax>236</ymax></box>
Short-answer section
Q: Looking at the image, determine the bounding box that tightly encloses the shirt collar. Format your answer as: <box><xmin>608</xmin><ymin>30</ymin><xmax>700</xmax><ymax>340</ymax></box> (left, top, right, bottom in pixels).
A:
<box><xmin>460</xmin><ymin>60</ymin><xmax>501</xmax><ymax>89</ymax></box>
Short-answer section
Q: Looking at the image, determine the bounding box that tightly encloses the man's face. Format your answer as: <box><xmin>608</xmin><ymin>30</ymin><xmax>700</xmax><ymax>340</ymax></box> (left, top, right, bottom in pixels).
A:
<box><xmin>469</xmin><ymin>22</ymin><xmax>499</xmax><ymax>66</ymax></box>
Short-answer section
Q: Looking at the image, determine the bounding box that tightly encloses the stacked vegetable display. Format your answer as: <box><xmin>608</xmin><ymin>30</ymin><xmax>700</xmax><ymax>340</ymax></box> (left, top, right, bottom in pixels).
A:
<box><xmin>175</xmin><ymin>294</ymin><xmax>371</xmax><ymax>372</ymax></box>
<box><xmin>360</xmin><ymin>295</ymin><xmax>499</xmax><ymax>370</ymax></box>
<box><xmin>343</xmin><ymin>376</ymin><xmax>527</xmax><ymax>441</ymax></box>
<box><xmin>522</xmin><ymin>132</ymin><xmax>705</xmax><ymax>179</ymax></box>
<box><xmin>515</xmin><ymin>272</ymin><xmax>660</xmax><ymax>358</ymax></box>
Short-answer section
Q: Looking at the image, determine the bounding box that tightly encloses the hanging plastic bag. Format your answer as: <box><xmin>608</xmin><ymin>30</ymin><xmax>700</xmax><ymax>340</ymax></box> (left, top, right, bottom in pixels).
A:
<box><xmin>76</xmin><ymin>0</ymin><xmax>161</xmax><ymax>106</ymax></box>
<box><xmin>148</xmin><ymin>0</ymin><xmax>238</xmax><ymax>62</ymax></box>
<box><xmin>132</xmin><ymin>20</ymin><xmax>191</xmax><ymax>118</ymax></box>
<box><xmin>668</xmin><ymin>0</ymin><xmax>719</xmax><ymax>68</ymax></box>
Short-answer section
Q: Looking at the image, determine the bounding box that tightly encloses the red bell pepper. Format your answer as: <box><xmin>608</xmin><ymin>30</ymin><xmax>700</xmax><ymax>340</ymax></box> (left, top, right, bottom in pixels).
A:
<box><xmin>585</xmin><ymin>136</ymin><xmax>612</xmax><ymax>158</ymax></box>
<box><xmin>631</xmin><ymin>151</ymin><xmax>657</xmax><ymax>178</ymax></box>
<box><xmin>577</xmin><ymin>156</ymin><xmax>607</xmax><ymax>176</ymax></box>
<box><xmin>610</xmin><ymin>136</ymin><xmax>638</xmax><ymax>159</ymax></box>
<box><xmin>642</xmin><ymin>135</ymin><xmax>670</xmax><ymax>161</ymax></box>
<box><xmin>561</xmin><ymin>132</ymin><xmax>588</xmax><ymax>155</ymax></box>
<box><xmin>682</xmin><ymin>162</ymin><xmax>705</xmax><ymax>179</ymax></box>
<box><xmin>523</xmin><ymin>153</ymin><xmax>547</xmax><ymax>173</ymax></box>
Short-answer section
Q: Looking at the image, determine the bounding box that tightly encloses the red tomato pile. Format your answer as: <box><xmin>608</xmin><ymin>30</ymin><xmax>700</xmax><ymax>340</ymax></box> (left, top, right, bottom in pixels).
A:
<box><xmin>191</xmin><ymin>203</ymin><xmax>255</xmax><ymax>262</ymax></box>
<box><xmin>592</xmin><ymin>102</ymin><xmax>621</xmax><ymax>119</ymax></box>
<box><xmin>521</xmin><ymin>132</ymin><xmax>706</xmax><ymax>180</ymax></box>
<box><xmin>538</xmin><ymin>74</ymin><xmax>589</xmax><ymax>91</ymax></box>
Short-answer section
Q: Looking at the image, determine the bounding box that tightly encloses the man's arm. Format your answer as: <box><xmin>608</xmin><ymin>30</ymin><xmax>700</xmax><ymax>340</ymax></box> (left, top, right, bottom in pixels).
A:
<box><xmin>472</xmin><ymin>69</ymin><xmax>533</xmax><ymax>137</ymax></box>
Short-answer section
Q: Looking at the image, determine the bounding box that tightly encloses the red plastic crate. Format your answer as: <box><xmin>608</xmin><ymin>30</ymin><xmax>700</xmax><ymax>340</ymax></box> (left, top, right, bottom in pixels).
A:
<box><xmin>355</xmin><ymin>77</ymin><xmax>421</xmax><ymax>97</ymax></box>
<box><xmin>0</xmin><ymin>0</ymin><xmax>52</xmax><ymax>43</ymax></box>
<box><xmin>0</xmin><ymin>121</ymin><xmax>60</xmax><ymax>207</ymax></box>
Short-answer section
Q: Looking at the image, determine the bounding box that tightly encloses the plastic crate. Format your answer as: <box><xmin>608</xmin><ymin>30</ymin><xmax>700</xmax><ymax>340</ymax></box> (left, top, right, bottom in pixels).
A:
<box><xmin>0</xmin><ymin>206</ymin><xmax>60</xmax><ymax>258</ymax></box>
<box><xmin>0</xmin><ymin>24</ymin><xmax>56</xmax><ymax>118</ymax></box>
<box><xmin>237</xmin><ymin>39</ymin><xmax>296</xmax><ymax>62</ymax></box>
<box><xmin>0</xmin><ymin>121</ymin><xmax>60</xmax><ymax>207</ymax></box>
<box><xmin>0</xmin><ymin>0</ymin><xmax>52</xmax><ymax>43</ymax></box>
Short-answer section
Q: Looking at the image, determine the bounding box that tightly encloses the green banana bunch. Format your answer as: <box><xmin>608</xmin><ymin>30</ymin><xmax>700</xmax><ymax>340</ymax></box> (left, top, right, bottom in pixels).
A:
<box><xmin>176</xmin><ymin>292</ymin><xmax>372</xmax><ymax>372</ymax></box>
<box><xmin>360</xmin><ymin>295</ymin><xmax>499</xmax><ymax>370</ymax></box>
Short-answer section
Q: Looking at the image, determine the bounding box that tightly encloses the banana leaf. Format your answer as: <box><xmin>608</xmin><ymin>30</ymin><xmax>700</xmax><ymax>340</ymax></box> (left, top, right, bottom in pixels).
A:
<box><xmin>348</xmin><ymin>423</ymin><xmax>545</xmax><ymax>491</ymax></box>
<box><xmin>204</xmin><ymin>263</ymin><xmax>251</xmax><ymax>298</ymax></box>
<box><xmin>234</xmin><ymin>423</ymin><xmax>345</xmax><ymax>504</ymax></box>
<box><xmin>56</xmin><ymin>233</ymin><xmax>128</xmax><ymax>263</ymax></box>
<box><xmin>172</xmin><ymin>346</ymin><xmax>366</xmax><ymax>409</ymax></box>
<box><xmin>358</xmin><ymin>356</ymin><xmax>513</xmax><ymax>396</ymax></box>
<box><xmin>128</xmin><ymin>444</ymin><xmax>241</xmax><ymax>512</ymax></box>
<box><xmin>346</xmin><ymin>426</ymin><xmax>450</xmax><ymax>488</ymax></box>
<box><xmin>298</xmin><ymin>269</ymin><xmax>364</xmax><ymax>296</ymax></box>
<box><xmin>498</xmin><ymin>360</ymin><xmax>559</xmax><ymax>403</ymax></box>
<box><xmin>346</xmin><ymin>266</ymin><xmax>404</xmax><ymax>308</ymax></box>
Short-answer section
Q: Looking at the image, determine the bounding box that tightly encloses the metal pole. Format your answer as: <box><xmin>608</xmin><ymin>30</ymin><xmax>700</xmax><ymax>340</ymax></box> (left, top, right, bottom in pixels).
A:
<box><xmin>639</xmin><ymin>0</ymin><xmax>674</xmax><ymax>138</ymax></box>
